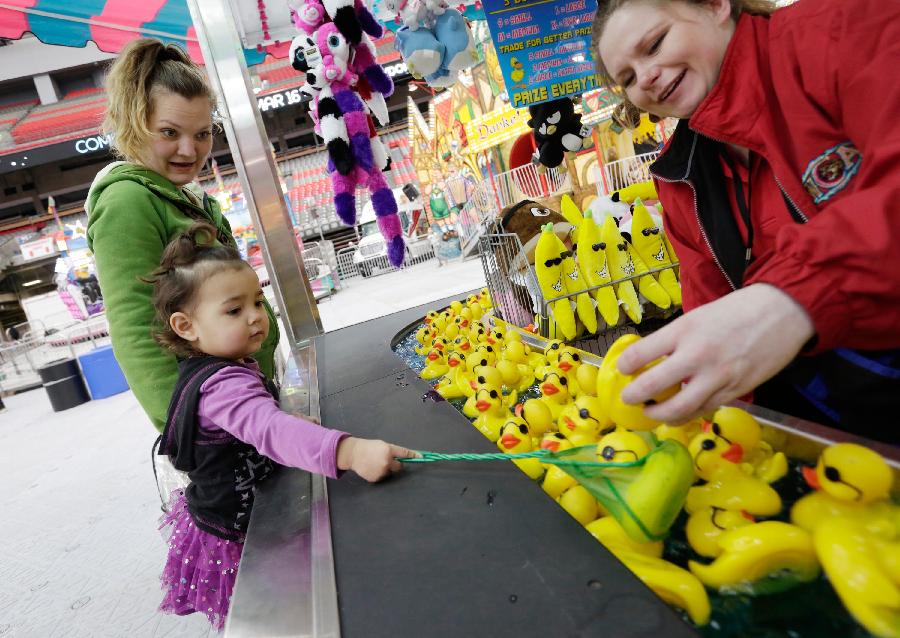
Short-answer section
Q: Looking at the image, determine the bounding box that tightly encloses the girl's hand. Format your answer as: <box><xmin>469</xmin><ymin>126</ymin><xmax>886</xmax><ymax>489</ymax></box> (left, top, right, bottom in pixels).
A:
<box><xmin>337</xmin><ymin>437</ymin><xmax>420</xmax><ymax>482</ymax></box>
<box><xmin>616</xmin><ymin>284</ymin><xmax>815</xmax><ymax>424</ymax></box>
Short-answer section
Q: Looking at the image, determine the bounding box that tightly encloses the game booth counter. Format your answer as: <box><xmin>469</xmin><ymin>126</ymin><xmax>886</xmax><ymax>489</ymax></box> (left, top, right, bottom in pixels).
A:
<box><xmin>3</xmin><ymin>2</ymin><xmax>897</xmax><ymax>638</ymax></box>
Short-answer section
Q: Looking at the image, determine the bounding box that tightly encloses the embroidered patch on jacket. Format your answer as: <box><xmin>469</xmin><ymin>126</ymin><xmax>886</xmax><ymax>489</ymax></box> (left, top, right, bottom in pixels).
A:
<box><xmin>802</xmin><ymin>142</ymin><xmax>862</xmax><ymax>204</ymax></box>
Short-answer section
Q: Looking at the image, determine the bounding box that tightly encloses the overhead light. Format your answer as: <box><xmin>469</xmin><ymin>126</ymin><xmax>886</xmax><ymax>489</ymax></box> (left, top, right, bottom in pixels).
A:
<box><xmin>22</xmin><ymin>279</ymin><xmax>42</xmax><ymax>287</ymax></box>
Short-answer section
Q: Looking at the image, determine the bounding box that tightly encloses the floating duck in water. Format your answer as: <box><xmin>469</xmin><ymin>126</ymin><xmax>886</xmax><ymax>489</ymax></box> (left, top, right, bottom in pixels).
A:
<box><xmin>495</xmin><ymin>358</ymin><xmax>536</xmax><ymax>394</ymax></box>
<box><xmin>528</xmin><ymin>370</ymin><xmax>574</xmax><ymax>421</ymax></box>
<box><xmin>414</xmin><ymin>326</ymin><xmax>438</xmax><ymax>356</ymax></box>
<box><xmin>703</xmin><ymin>407</ymin><xmax>788</xmax><ymax>483</ymax></box>
<box><xmin>685</xmin><ymin>506</ymin><xmax>755</xmax><ymax>558</ymax></box>
<box><xmin>420</xmin><ymin>348</ymin><xmax>450</xmax><ymax>380</ymax></box>
<box><xmin>449</xmin><ymin>334</ymin><xmax>474</xmax><ymax>356</ymax></box>
<box><xmin>792</xmin><ymin>452</ymin><xmax>899</xmax><ymax>638</ymax></box>
<box><xmin>472</xmin><ymin>387</ymin><xmax>509</xmax><ymax>442</ymax></box>
<box><xmin>615</xmin><ymin>550</ymin><xmax>711</xmax><ymax>626</ymax></box>
<box><xmin>485</xmin><ymin>328</ymin><xmax>506</xmax><ymax>349</ymax></box>
<box><xmin>558</xmin><ymin>396</ymin><xmax>605</xmax><ymax>446</ymax></box>
<box><xmin>496</xmin><ymin>418</ymin><xmax>544</xmax><ymax>480</ymax></box>
<box><xmin>575</xmin><ymin>362</ymin><xmax>598</xmax><ymax>397</ymax></box>
<box><xmin>597</xmin><ymin>428</ymin><xmax>651</xmax><ymax>464</ymax></box>
<box><xmin>468</xmin><ymin>321</ymin><xmax>489</xmax><ymax>345</ymax></box>
<box><xmin>559</xmin><ymin>485</ymin><xmax>601</xmax><ymax>526</ymax></box>
<box><xmin>791</xmin><ymin>442</ymin><xmax>895</xmax><ymax>534</ymax></box>
<box><xmin>462</xmin><ymin>367</ymin><xmax>516</xmax><ymax>418</ymax></box>
<box><xmin>434</xmin><ymin>352</ymin><xmax>469</xmax><ymax>400</ymax></box>
<box><xmin>687</xmin><ymin>521</ymin><xmax>820</xmax><ymax>595</ymax></box>
<box><xmin>685</xmin><ymin>462</ymin><xmax>782</xmax><ymax>519</ymax></box>
<box><xmin>585</xmin><ymin>515</ymin><xmax>664</xmax><ymax>558</ymax></box>
<box><xmin>521</xmin><ymin>399</ymin><xmax>554</xmax><ymax>442</ymax></box>
<box><xmin>554</xmin><ymin>348</ymin><xmax>585</xmax><ymax>395</ymax></box>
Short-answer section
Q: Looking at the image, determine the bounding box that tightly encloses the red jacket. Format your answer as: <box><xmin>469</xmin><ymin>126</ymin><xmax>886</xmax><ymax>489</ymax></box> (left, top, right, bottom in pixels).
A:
<box><xmin>652</xmin><ymin>0</ymin><xmax>900</xmax><ymax>355</ymax></box>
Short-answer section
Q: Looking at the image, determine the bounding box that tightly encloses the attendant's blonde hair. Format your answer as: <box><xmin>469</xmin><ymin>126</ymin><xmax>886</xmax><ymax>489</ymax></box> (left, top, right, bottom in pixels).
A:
<box><xmin>592</xmin><ymin>0</ymin><xmax>776</xmax><ymax>128</ymax></box>
<box><xmin>102</xmin><ymin>39</ymin><xmax>216</xmax><ymax>162</ymax></box>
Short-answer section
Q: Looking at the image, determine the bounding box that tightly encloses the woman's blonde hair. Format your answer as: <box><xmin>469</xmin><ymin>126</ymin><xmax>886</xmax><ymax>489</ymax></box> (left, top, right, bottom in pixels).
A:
<box><xmin>102</xmin><ymin>38</ymin><xmax>216</xmax><ymax>163</ymax></box>
<box><xmin>592</xmin><ymin>0</ymin><xmax>776</xmax><ymax>128</ymax></box>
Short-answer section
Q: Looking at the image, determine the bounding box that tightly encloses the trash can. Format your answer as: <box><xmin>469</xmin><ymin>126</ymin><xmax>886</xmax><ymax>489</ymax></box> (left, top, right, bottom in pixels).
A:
<box><xmin>78</xmin><ymin>345</ymin><xmax>129</xmax><ymax>399</ymax></box>
<box><xmin>38</xmin><ymin>358</ymin><xmax>90</xmax><ymax>412</ymax></box>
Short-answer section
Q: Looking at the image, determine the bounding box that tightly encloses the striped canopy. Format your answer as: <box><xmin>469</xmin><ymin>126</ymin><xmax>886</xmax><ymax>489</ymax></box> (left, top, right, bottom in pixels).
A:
<box><xmin>0</xmin><ymin>0</ymin><xmax>281</xmax><ymax>64</ymax></box>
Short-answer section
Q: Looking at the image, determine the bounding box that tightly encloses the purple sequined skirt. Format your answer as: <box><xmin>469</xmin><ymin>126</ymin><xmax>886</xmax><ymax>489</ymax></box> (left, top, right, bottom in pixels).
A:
<box><xmin>158</xmin><ymin>490</ymin><xmax>243</xmax><ymax>631</ymax></box>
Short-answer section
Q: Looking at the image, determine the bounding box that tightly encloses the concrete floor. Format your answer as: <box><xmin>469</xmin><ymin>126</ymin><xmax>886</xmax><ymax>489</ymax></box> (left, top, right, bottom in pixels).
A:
<box><xmin>0</xmin><ymin>257</ymin><xmax>486</xmax><ymax>637</ymax></box>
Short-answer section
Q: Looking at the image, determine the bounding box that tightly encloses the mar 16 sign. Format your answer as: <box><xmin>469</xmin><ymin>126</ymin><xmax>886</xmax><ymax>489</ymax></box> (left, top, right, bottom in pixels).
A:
<box><xmin>484</xmin><ymin>0</ymin><xmax>598</xmax><ymax>109</ymax></box>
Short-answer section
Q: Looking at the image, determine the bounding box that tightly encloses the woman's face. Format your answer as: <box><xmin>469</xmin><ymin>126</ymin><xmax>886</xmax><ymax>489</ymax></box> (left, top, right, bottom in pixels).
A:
<box><xmin>144</xmin><ymin>91</ymin><xmax>214</xmax><ymax>186</ymax></box>
<box><xmin>598</xmin><ymin>0</ymin><xmax>735</xmax><ymax>120</ymax></box>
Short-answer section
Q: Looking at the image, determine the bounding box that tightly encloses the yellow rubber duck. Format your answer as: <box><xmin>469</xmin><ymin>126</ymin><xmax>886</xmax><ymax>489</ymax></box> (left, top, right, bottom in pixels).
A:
<box><xmin>420</xmin><ymin>348</ymin><xmax>450</xmax><ymax>380</ymax></box>
<box><xmin>495</xmin><ymin>359</ymin><xmax>536</xmax><ymax>394</ymax></box>
<box><xmin>555</xmin><ymin>348</ymin><xmax>584</xmax><ymax>395</ymax></box>
<box><xmin>538</xmin><ymin>432</ymin><xmax>574</xmax><ymax>480</ymax></box>
<box><xmin>423</xmin><ymin>310</ymin><xmax>440</xmax><ymax>326</ymax></box>
<box><xmin>449</xmin><ymin>334</ymin><xmax>474</xmax><ymax>356</ymax></box>
<box><xmin>585</xmin><ymin>516</ymin><xmax>664</xmax><ymax>558</ymax></box>
<box><xmin>414</xmin><ymin>326</ymin><xmax>438</xmax><ymax>356</ymax></box>
<box><xmin>597</xmin><ymin>428</ymin><xmax>651</xmax><ymax>464</ymax></box>
<box><xmin>485</xmin><ymin>328</ymin><xmax>506</xmax><ymax>350</ymax></box>
<box><xmin>472</xmin><ymin>387</ymin><xmax>508</xmax><ymax>442</ymax></box>
<box><xmin>468</xmin><ymin>320</ymin><xmax>489</xmax><ymax>345</ymax></box>
<box><xmin>705</xmin><ymin>407</ymin><xmax>788</xmax><ymax>483</ymax></box>
<box><xmin>559</xmin><ymin>485</ymin><xmax>601</xmax><ymax>526</ymax></box>
<box><xmin>469</xmin><ymin>344</ymin><xmax>498</xmax><ymax>369</ymax></box>
<box><xmin>521</xmin><ymin>399</ymin><xmax>554</xmax><ymax>442</ymax></box>
<box><xmin>616</xmin><ymin>550</ymin><xmax>711</xmax><ymax>626</ymax></box>
<box><xmin>688</xmin><ymin>431</ymin><xmax>744</xmax><ymax>482</ymax></box>
<box><xmin>688</xmin><ymin>521</ymin><xmax>820</xmax><ymax>594</ymax></box>
<box><xmin>434</xmin><ymin>352</ymin><xmax>469</xmax><ymax>400</ymax></box>
<box><xmin>685</xmin><ymin>506</ymin><xmax>755</xmax><ymax>558</ymax></box>
<box><xmin>532</xmin><ymin>370</ymin><xmax>574</xmax><ymax>421</ymax></box>
<box><xmin>685</xmin><ymin>466</ymin><xmax>782</xmax><ymax>518</ymax></box>
<box><xmin>595</xmin><ymin>334</ymin><xmax>679</xmax><ymax>431</ymax></box>
<box><xmin>575</xmin><ymin>362</ymin><xmax>598</xmax><ymax>397</ymax></box>
<box><xmin>543</xmin><ymin>339</ymin><xmax>565</xmax><ymax>365</ymax></box>
<box><xmin>499</xmin><ymin>340</ymin><xmax>530</xmax><ymax>365</ymax></box>
<box><xmin>465</xmin><ymin>294</ymin><xmax>485</xmax><ymax>321</ymax></box>
<box><xmin>655</xmin><ymin>420</ymin><xmax>701</xmax><ymax>447</ymax></box>
<box><xmin>496</xmin><ymin>418</ymin><xmax>544</xmax><ymax>480</ymax></box>
<box><xmin>814</xmin><ymin>514</ymin><xmax>900</xmax><ymax>638</ymax></box>
<box><xmin>462</xmin><ymin>367</ymin><xmax>513</xmax><ymax>418</ymax></box>
<box><xmin>449</xmin><ymin>299</ymin><xmax>464</xmax><ymax>316</ymax></box>
<box><xmin>558</xmin><ymin>396</ymin><xmax>605</xmax><ymax>446</ymax></box>
<box><xmin>478</xmin><ymin>287</ymin><xmax>493</xmax><ymax>310</ymax></box>
<box><xmin>791</xmin><ymin>442</ymin><xmax>895</xmax><ymax>534</ymax></box>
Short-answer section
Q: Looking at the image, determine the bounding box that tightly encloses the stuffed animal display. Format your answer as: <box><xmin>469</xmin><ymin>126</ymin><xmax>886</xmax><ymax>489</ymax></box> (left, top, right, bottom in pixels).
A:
<box><xmin>527</xmin><ymin>98</ymin><xmax>591</xmax><ymax>169</ymax></box>
<box><xmin>288</xmin><ymin>0</ymin><xmax>406</xmax><ymax>266</ymax></box>
<box><xmin>378</xmin><ymin>0</ymin><xmax>477</xmax><ymax>88</ymax></box>
<box><xmin>532</xmin><ymin>195</ymin><xmax>681</xmax><ymax>339</ymax></box>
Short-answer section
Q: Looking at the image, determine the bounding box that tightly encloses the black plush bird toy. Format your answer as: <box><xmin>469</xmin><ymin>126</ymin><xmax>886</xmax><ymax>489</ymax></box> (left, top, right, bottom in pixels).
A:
<box><xmin>527</xmin><ymin>98</ymin><xmax>588</xmax><ymax>169</ymax></box>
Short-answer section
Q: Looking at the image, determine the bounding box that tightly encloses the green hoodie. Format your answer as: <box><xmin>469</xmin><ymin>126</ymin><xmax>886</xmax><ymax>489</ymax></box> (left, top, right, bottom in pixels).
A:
<box><xmin>86</xmin><ymin>163</ymin><xmax>279</xmax><ymax>433</ymax></box>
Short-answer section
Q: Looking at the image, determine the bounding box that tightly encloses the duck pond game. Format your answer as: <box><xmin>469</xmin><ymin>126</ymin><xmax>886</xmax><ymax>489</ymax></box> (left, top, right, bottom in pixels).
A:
<box><xmin>392</xmin><ymin>290</ymin><xmax>900</xmax><ymax>638</ymax></box>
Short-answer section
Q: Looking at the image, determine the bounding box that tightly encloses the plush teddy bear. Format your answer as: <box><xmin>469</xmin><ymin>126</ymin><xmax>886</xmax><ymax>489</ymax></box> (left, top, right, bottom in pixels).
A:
<box><xmin>527</xmin><ymin>98</ymin><xmax>588</xmax><ymax>169</ymax></box>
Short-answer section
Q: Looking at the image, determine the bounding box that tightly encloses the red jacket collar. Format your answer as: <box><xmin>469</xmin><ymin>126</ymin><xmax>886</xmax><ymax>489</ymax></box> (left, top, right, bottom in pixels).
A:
<box><xmin>687</xmin><ymin>13</ymin><xmax>773</xmax><ymax>154</ymax></box>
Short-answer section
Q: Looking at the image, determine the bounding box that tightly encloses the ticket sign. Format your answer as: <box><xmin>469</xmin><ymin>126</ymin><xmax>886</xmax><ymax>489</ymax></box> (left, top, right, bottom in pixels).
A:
<box><xmin>484</xmin><ymin>0</ymin><xmax>599</xmax><ymax>110</ymax></box>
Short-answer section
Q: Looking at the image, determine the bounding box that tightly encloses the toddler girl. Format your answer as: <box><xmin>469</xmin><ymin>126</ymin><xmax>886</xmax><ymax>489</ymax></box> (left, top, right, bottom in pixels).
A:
<box><xmin>148</xmin><ymin>223</ymin><xmax>416</xmax><ymax>630</ymax></box>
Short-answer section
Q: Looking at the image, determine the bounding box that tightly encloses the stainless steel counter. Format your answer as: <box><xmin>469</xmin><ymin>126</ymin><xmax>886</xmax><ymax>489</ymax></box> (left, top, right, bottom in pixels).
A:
<box><xmin>227</xmin><ymin>303</ymin><xmax>899</xmax><ymax>638</ymax></box>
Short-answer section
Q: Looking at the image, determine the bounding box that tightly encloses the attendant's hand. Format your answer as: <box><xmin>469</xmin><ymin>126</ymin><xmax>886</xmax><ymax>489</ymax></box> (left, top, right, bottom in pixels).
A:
<box><xmin>337</xmin><ymin>437</ymin><xmax>420</xmax><ymax>482</ymax></box>
<box><xmin>616</xmin><ymin>284</ymin><xmax>815</xmax><ymax>423</ymax></box>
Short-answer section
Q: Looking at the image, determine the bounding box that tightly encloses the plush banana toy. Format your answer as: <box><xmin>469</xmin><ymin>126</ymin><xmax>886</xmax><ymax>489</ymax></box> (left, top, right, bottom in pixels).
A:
<box><xmin>611</xmin><ymin>179</ymin><xmax>658</xmax><ymax>204</ymax></box>
<box><xmin>560</xmin><ymin>238</ymin><xmax>598</xmax><ymax>335</ymax></box>
<box><xmin>600</xmin><ymin>216</ymin><xmax>643</xmax><ymax>324</ymax></box>
<box><xmin>535</xmin><ymin>223</ymin><xmax>577</xmax><ymax>340</ymax></box>
<box><xmin>630</xmin><ymin>198</ymin><xmax>681</xmax><ymax>306</ymax></box>
<box><xmin>577</xmin><ymin>211</ymin><xmax>620</xmax><ymax>328</ymax></box>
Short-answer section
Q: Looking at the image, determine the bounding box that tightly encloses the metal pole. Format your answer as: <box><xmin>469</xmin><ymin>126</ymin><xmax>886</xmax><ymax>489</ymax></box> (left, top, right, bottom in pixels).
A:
<box><xmin>187</xmin><ymin>0</ymin><xmax>323</xmax><ymax>347</ymax></box>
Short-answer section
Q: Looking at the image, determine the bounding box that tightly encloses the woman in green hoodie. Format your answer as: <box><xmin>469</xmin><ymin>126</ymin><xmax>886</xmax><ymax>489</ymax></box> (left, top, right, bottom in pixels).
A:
<box><xmin>87</xmin><ymin>39</ymin><xmax>279</xmax><ymax>434</ymax></box>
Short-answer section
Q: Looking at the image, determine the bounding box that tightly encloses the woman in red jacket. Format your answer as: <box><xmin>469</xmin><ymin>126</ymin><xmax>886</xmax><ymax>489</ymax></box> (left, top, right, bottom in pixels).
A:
<box><xmin>593</xmin><ymin>0</ymin><xmax>900</xmax><ymax>444</ymax></box>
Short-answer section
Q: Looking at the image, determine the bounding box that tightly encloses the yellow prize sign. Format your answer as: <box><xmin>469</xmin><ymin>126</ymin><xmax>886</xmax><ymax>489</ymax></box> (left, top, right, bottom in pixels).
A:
<box><xmin>464</xmin><ymin>105</ymin><xmax>532</xmax><ymax>154</ymax></box>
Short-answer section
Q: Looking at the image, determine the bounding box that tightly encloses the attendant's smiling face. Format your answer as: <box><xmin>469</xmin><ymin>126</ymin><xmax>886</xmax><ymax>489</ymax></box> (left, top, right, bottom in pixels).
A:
<box><xmin>598</xmin><ymin>0</ymin><xmax>735</xmax><ymax>119</ymax></box>
<box><xmin>144</xmin><ymin>90</ymin><xmax>213</xmax><ymax>185</ymax></box>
